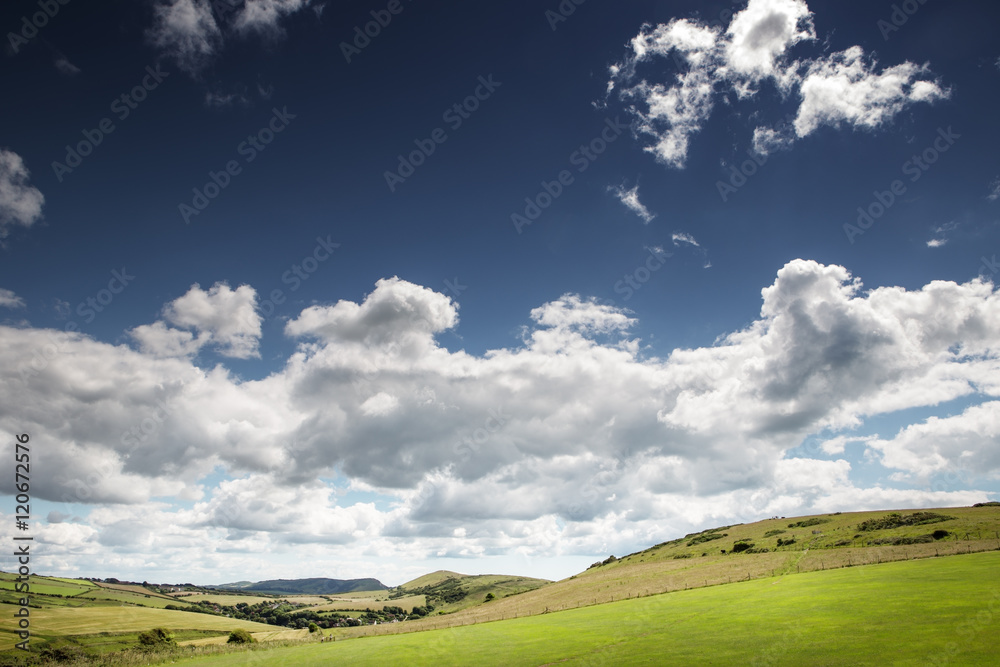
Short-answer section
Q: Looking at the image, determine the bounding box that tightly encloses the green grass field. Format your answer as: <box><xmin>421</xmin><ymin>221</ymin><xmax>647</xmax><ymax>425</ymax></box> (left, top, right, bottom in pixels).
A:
<box><xmin>173</xmin><ymin>551</ymin><xmax>1000</xmax><ymax>666</ymax></box>
<box><xmin>2</xmin><ymin>505</ymin><xmax>997</xmax><ymax>664</ymax></box>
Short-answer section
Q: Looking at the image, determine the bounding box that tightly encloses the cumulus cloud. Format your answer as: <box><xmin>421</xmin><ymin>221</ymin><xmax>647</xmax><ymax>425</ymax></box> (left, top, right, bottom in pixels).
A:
<box><xmin>130</xmin><ymin>282</ymin><xmax>262</xmax><ymax>358</ymax></box>
<box><xmin>609</xmin><ymin>184</ymin><xmax>656</xmax><ymax>223</ymax></box>
<box><xmin>0</xmin><ymin>288</ymin><xmax>24</xmax><ymax>309</ymax></box>
<box><xmin>608</xmin><ymin>0</ymin><xmax>948</xmax><ymax>167</ymax></box>
<box><xmin>724</xmin><ymin>0</ymin><xmax>814</xmax><ymax>86</ymax></box>
<box><xmin>793</xmin><ymin>47</ymin><xmax>949</xmax><ymax>136</ymax></box>
<box><xmin>0</xmin><ymin>148</ymin><xmax>44</xmax><ymax>238</ymax></box>
<box><xmin>286</xmin><ymin>276</ymin><xmax>457</xmax><ymax>347</ymax></box>
<box><xmin>147</xmin><ymin>0</ymin><xmax>312</xmax><ymax>74</ymax></box>
<box><xmin>1</xmin><ymin>261</ymin><xmax>998</xmax><ymax>576</ymax></box>
<box><xmin>868</xmin><ymin>401</ymin><xmax>1000</xmax><ymax>480</ymax></box>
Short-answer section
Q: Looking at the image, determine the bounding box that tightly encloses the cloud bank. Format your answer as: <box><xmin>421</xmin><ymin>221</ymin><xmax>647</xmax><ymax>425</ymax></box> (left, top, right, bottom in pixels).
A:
<box><xmin>1</xmin><ymin>259</ymin><xmax>997</xmax><ymax>580</ymax></box>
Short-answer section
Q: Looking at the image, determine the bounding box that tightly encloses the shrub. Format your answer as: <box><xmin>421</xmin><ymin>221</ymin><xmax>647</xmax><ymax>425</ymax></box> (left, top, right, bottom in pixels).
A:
<box><xmin>227</xmin><ymin>629</ymin><xmax>257</xmax><ymax>644</ymax></box>
<box><xmin>763</xmin><ymin>529</ymin><xmax>786</xmax><ymax>537</ymax></box>
<box><xmin>484</xmin><ymin>593</ymin><xmax>495</xmax><ymax>601</ymax></box>
<box><xmin>787</xmin><ymin>518</ymin><xmax>830</xmax><ymax>529</ymax></box>
<box><xmin>673</xmin><ymin>553</ymin><xmax>693</xmax><ymax>559</ymax></box>
<box><xmin>137</xmin><ymin>627</ymin><xmax>175</xmax><ymax>647</ymax></box>
<box><xmin>686</xmin><ymin>532</ymin><xmax>728</xmax><ymax>547</ymax></box>
<box><xmin>869</xmin><ymin>535</ymin><xmax>935</xmax><ymax>546</ymax></box>
<box><xmin>973</xmin><ymin>501</ymin><xmax>1000</xmax><ymax>507</ymax></box>
<box><xmin>932</xmin><ymin>529</ymin><xmax>950</xmax><ymax>540</ymax></box>
<box><xmin>731</xmin><ymin>542</ymin><xmax>754</xmax><ymax>553</ymax></box>
<box><xmin>40</xmin><ymin>646</ymin><xmax>85</xmax><ymax>662</ymax></box>
<box><xmin>776</xmin><ymin>538</ymin><xmax>796</xmax><ymax>547</ymax></box>
<box><xmin>857</xmin><ymin>512</ymin><xmax>954</xmax><ymax>532</ymax></box>
<box><xmin>308</xmin><ymin>622</ymin><xmax>319</xmax><ymax>633</ymax></box>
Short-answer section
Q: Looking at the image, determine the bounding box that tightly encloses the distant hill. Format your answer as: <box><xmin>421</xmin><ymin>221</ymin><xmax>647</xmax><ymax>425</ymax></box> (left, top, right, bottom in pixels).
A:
<box><xmin>213</xmin><ymin>577</ymin><xmax>388</xmax><ymax>595</ymax></box>
<box><xmin>398</xmin><ymin>570</ymin><xmax>465</xmax><ymax>590</ymax></box>
<box><xmin>392</xmin><ymin>569</ymin><xmax>550</xmax><ymax>614</ymax></box>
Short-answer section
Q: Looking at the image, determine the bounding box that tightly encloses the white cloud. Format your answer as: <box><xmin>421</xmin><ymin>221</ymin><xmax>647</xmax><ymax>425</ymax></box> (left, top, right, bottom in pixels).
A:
<box><xmin>0</xmin><ymin>288</ymin><xmax>24</xmax><ymax>309</ymax></box>
<box><xmin>724</xmin><ymin>0</ymin><xmax>814</xmax><ymax>86</ymax></box>
<box><xmin>233</xmin><ymin>0</ymin><xmax>312</xmax><ymax>34</ymax></box>
<box><xmin>671</xmin><ymin>232</ymin><xmax>700</xmax><ymax>247</ymax></box>
<box><xmin>129</xmin><ymin>320</ymin><xmax>209</xmax><ymax>358</ymax></box>
<box><xmin>130</xmin><ymin>282</ymin><xmax>262</xmax><ymax>359</ymax></box>
<box><xmin>609</xmin><ymin>0</ymin><xmax>948</xmax><ymax>167</ymax></box>
<box><xmin>2</xmin><ymin>261</ymin><xmax>998</xmax><ymax>579</ymax></box>
<box><xmin>609</xmin><ymin>184</ymin><xmax>656</xmax><ymax>223</ymax></box>
<box><xmin>0</xmin><ymin>149</ymin><xmax>44</xmax><ymax>238</ymax></box>
<box><xmin>54</xmin><ymin>56</ymin><xmax>81</xmax><ymax>76</ymax></box>
<box><xmin>868</xmin><ymin>401</ymin><xmax>1000</xmax><ymax>480</ymax></box>
<box><xmin>147</xmin><ymin>0</ymin><xmax>221</xmax><ymax>74</ymax></box>
<box><xmin>752</xmin><ymin>125</ymin><xmax>795</xmax><ymax>155</ymax></box>
<box><xmin>794</xmin><ymin>47</ymin><xmax>949</xmax><ymax>136</ymax></box>
<box><xmin>988</xmin><ymin>177</ymin><xmax>1000</xmax><ymax>202</ymax></box>
<box><xmin>147</xmin><ymin>0</ymin><xmax>312</xmax><ymax>74</ymax></box>
<box><xmin>286</xmin><ymin>276</ymin><xmax>458</xmax><ymax>346</ymax></box>
<box><xmin>360</xmin><ymin>392</ymin><xmax>400</xmax><ymax>418</ymax></box>
<box><xmin>529</xmin><ymin>294</ymin><xmax>635</xmax><ymax>335</ymax></box>
<box><xmin>927</xmin><ymin>238</ymin><xmax>947</xmax><ymax>248</ymax></box>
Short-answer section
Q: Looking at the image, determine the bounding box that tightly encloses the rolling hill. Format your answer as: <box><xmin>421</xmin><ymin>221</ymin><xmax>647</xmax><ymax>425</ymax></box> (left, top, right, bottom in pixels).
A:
<box><xmin>2</xmin><ymin>504</ymin><xmax>997</xmax><ymax>664</ymax></box>
<box><xmin>213</xmin><ymin>577</ymin><xmax>388</xmax><ymax>595</ymax></box>
<box><xmin>390</xmin><ymin>571</ymin><xmax>551</xmax><ymax>614</ymax></box>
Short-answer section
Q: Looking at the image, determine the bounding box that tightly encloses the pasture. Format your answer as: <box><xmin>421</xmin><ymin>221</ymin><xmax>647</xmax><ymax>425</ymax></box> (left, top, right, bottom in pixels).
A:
<box><xmin>174</xmin><ymin>550</ymin><xmax>1000</xmax><ymax>666</ymax></box>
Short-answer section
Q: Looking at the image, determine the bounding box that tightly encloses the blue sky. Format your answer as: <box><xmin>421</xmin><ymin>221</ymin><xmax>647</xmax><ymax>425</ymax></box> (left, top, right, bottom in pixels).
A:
<box><xmin>1</xmin><ymin>0</ymin><xmax>999</xmax><ymax>586</ymax></box>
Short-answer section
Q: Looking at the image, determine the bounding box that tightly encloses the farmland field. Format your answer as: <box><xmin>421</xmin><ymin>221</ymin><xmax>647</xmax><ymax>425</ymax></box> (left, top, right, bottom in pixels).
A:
<box><xmin>174</xmin><ymin>551</ymin><xmax>1000</xmax><ymax>666</ymax></box>
<box><xmin>0</xmin><ymin>606</ymin><xmax>275</xmax><ymax>653</ymax></box>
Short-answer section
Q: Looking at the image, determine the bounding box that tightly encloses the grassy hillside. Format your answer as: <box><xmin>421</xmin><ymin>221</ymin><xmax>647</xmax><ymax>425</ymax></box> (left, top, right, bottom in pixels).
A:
<box><xmin>173</xmin><ymin>550</ymin><xmax>1000</xmax><ymax>666</ymax></box>
<box><xmin>390</xmin><ymin>571</ymin><xmax>551</xmax><ymax>615</ymax></box>
<box><xmin>324</xmin><ymin>504</ymin><xmax>1000</xmax><ymax>638</ymax></box>
<box><xmin>2</xmin><ymin>505</ymin><xmax>995</xmax><ymax>664</ymax></box>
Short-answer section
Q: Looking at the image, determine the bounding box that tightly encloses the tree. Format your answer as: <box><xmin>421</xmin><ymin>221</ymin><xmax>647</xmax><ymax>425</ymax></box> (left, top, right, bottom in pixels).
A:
<box><xmin>308</xmin><ymin>622</ymin><xmax>320</xmax><ymax>633</ymax></box>
<box><xmin>484</xmin><ymin>593</ymin><xmax>495</xmax><ymax>602</ymax></box>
